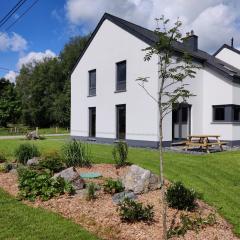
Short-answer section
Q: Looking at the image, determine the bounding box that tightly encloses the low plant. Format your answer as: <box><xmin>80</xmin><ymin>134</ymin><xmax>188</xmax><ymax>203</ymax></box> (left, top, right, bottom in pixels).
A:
<box><xmin>17</xmin><ymin>168</ymin><xmax>75</xmax><ymax>201</ymax></box>
<box><xmin>167</xmin><ymin>212</ymin><xmax>216</xmax><ymax>238</ymax></box>
<box><xmin>62</xmin><ymin>140</ymin><xmax>92</xmax><ymax>167</ymax></box>
<box><xmin>0</xmin><ymin>152</ymin><xmax>6</xmax><ymax>163</ymax></box>
<box><xmin>166</xmin><ymin>181</ymin><xmax>198</xmax><ymax>211</ymax></box>
<box><xmin>15</xmin><ymin>143</ymin><xmax>40</xmax><ymax>165</ymax></box>
<box><xmin>39</xmin><ymin>151</ymin><xmax>64</xmax><ymax>173</ymax></box>
<box><xmin>86</xmin><ymin>182</ymin><xmax>98</xmax><ymax>201</ymax></box>
<box><xmin>117</xmin><ymin>198</ymin><xmax>154</xmax><ymax>223</ymax></box>
<box><xmin>103</xmin><ymin>178</ymin><xmax>124</xmax><ymax>194</ymax></box>
<box><xmin>0</xmin><ymin>163</ymin><xmax>13</xmax><ymax>173</ymax></box>
<box><xmin>112</xmin><ymin>141</ymin><xmax>129</xmax><ymax>168</ymax></box>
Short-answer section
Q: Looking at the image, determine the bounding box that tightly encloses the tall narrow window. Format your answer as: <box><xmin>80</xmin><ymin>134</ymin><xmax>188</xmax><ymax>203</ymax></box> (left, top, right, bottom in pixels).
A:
<box><xmin>116</xmin><ymin>61</ymin><xmax>126</xmax><ymax>91</ymax></box>
<box><xmin>89</xmin><ymin>107</ymin><xmax>96</xmax><ymax>137</ymax></box>
<box><xmin>89</xmin><ymin>70</ymin><xmax>96</xmax><ymax>96</ymax></box>
<box><xmin>116</xmin><ymin>104</ymin><xmax>126</xmax><ymax>139</ymax></box>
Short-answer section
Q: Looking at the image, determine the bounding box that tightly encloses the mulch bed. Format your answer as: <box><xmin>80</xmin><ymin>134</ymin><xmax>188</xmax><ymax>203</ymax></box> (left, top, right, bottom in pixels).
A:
<box><xmin>0</xmin><ymin>164</ymin><xmax>238</xmax><ymax>240</ymax></box>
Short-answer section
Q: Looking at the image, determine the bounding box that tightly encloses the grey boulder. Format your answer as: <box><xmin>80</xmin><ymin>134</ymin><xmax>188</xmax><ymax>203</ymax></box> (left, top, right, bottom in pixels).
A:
<box><xmin>27</xmin><ymin>157</ymin><xmax>40</xmax><ymax>166</ymax></box>
<box><xmin>112</xmin><ymin>191</ymin><xmax>137</xmax><ymax>204</ymax></box>
<box><xmin>53</xmin><ymin>167</ymin><xmax>84</xmax><ymax>190</ymax></box>
<box><xmin>122</xmin><ymin>165</ymin><xmax>160</xmax><ymax>194</ymax></box>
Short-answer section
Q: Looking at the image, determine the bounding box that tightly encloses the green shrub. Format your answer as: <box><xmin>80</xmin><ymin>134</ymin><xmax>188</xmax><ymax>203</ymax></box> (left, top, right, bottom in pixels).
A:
<box><xmin>112</xmin><ymin>141</ymin><xmax>129</xmax><ymax>168</ymax></box>
<box><xmin>15</xmin><ymin>143</ymin><xmax>40</xmax><ymax>165</ymax></box>
<box><xmin>39</xmin><ymin>152</ymin><xmax>64</xmax><ymax>173</ymax></box>
<box><xmin>167</xmin><ymin>213</ymin><xmax>216</xmax><ymax>238</ymax></box>
<box><xmin>17</xmin><ymin>168</ymin><xmax>75</xmax><ymax>201</ymax></box>
<box><xmin>62</xmin><ymin>140</ymin><xmax>92</xmax><ymax>167</ymax></box>
<box><xmin>103</xmin><ymin>178</ymin><xmax>124</xmax><ymax>194</ymax></box>
<box><xmin>0</xmin><ymin>163</ymin><xmax>13</xmax><ymax>173</ymax></box>
<box><xmin>118</xmin><ymin>198</ymin><xmax>154</xmax><ymax>223</ymax></box>
<box><xmin>86</xmin><ymin>182</ymin><xmax>98</xmax><ymax>201</ymax></box>
<box><xmin>0</xmin><ymin>152</ymin><xmax>6</xmax><ymax>163</ymax></box>
<box><xmin>166</xmin><ymin>181</ymin><xmax>198</xmax><ymax>211</ymax></box>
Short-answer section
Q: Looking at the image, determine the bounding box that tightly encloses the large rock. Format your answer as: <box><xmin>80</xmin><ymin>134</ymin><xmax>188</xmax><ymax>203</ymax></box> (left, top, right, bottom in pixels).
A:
<box><xmin>53</xmin><ymin>167</ymin><xmax>84</xmax><ymax>190</ymax></box>
<box><xmin>27</xmin><ymin>157</ymin><xmax>40</xmax><ymax>166</ymax></box>
<box><xmin>112</xmin><ymin>191</ymin><xmax>137</xmax><ymax>204</ymax></box>
<box><xmin>122</xmin><ymin>165</ymin><xmax>160</xmax><ymax>194</ymax></box>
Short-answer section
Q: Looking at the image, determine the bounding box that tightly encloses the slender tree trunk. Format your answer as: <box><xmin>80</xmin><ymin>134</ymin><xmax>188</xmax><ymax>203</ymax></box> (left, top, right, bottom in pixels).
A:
<box><xmin>159</xmin><ymin>106</ymin><xmax>167</xmax><ymax>240</ymax></box>
<box><xmin>158</xmin><ymin>54</ymin><xmax>167</xmax><ymax>240</ymax></box>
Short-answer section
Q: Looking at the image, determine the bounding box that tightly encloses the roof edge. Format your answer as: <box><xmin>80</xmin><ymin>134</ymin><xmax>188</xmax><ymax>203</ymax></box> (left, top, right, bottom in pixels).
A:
<box><xmin>213</xmin><ymin>44</ymin><xmax>240</xmax><ymax>56</ymax></box>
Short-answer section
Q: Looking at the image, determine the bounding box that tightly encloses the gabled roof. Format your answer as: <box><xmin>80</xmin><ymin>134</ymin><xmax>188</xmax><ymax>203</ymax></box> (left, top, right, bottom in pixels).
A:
<box><xmin>213</xmin><ymin>44</ymin><xmax>240</xmax><ymax>56</ymax></box>
<box><xmin>71</xmin><ymin>13</ymin><xmax>240</xmax><ymax>83</ymax></box>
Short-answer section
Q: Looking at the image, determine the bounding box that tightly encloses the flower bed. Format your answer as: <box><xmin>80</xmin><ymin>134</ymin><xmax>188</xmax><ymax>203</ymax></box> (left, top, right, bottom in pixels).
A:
<box><xmin>0</xmin><ymin>164</ymin><xmax>238</xmax><ymax>240</ymax></box>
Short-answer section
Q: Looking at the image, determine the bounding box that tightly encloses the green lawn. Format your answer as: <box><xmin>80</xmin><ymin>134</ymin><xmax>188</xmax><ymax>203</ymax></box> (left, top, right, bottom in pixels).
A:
<box><xmin>0</xmin><ymin>188</ymin><xmax>99</xmax><ymax>240</ymax></box>
<box><xmin>0</xmin><ymin>127</ymin><xmax>69</xmax><ymax>136</ymax></box>
<box><xmin>0</xmin><ymin>138</ymin><xmax>240</xmax><ymax>236</ymax></box>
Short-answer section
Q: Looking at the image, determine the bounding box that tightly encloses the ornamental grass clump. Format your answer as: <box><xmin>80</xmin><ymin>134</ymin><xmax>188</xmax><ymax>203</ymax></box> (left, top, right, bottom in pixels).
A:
<box><xmin>166</xmin><ymin>181</ymin><xmax>198</xmax><ymax>211</ymax></box>
<box><xmin>62</xmin><ymin>140</ymin><xmax>92</xmax><ymax>167</ymax></box>
<box><xmin>112</xmin><ymin>141</ymin><xmax>129</xmax><ymax>168</ymax></box>
<box><xmin>86</xmin><ymin>182</ymin><xmax>99</xmax><ymax>201</ymax></box>
<box><xmin>15</xmin><ymin>143</ymin><xmax>40</xmax><ymax>165</ymax></box>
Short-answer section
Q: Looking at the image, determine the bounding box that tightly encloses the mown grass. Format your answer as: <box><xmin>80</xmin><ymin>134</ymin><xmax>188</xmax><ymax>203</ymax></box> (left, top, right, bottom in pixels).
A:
<box><xmin>0</xmin><ymin>127</ymin><xmax>69</xmax><ymax>136</ymax></box>
<box><xmin>0</xmin><ymin>188</ymin><xmax>99</xmax><ymax>240</ymax></box>
<box><xmin>0</xmin><ymin>138</ymin><xmax>240</xmax><ymax>236</ymax></box>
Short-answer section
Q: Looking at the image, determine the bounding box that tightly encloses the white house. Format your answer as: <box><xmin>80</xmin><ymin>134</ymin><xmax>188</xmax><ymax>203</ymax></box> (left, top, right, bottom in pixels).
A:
<box><xmin>71</xmin><ymin>13</ymin><xmax>240</xmax><ymax>147</ymax></box>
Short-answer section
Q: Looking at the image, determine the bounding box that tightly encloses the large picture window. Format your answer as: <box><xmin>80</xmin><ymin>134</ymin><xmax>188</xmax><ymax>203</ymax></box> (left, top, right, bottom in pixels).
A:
<box><xmin>213</xmin><ymin>105</ymin><xmax>240</xmax><ymax>122</ymax></box>
<box><xmin>116</xmin><ymin>61</ymin><xmax>126</xmax><ymax>91</ymax></box>
<box><xmin>89</xmin><ymin>70</ymin><xmax>96</xmax><ymax>96</ymax></box>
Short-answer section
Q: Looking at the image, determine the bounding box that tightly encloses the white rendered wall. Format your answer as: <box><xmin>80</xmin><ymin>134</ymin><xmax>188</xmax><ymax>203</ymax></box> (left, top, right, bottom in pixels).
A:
<box><xmin>215</xmin><ymin>48</ymin><xmax>240</xmax><ymax>70</ymax></box>
<box><xmin>201</xmin><ymin>68</ymin><xmax>234</xmax><ymax>140</ymax></box>
<box><xmin>71</xmin><ymin>19</ymin><xmax>161</xmax><ymax>142</ymax></box>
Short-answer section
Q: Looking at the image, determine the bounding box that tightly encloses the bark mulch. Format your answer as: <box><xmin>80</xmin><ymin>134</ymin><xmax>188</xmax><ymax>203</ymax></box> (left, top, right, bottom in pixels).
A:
<box><xmin>0</xmin><ymin>164</ymin><xmax>238</xmax><ymax>240</ymax></box>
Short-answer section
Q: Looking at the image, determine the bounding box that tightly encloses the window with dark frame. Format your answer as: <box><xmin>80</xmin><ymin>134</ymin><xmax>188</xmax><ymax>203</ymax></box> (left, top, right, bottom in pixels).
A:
<box><xmin>89</xmin><ymin>70</ymin><xmax>96</xmax><ymax>96</ymax></box>
<box><xmin>212</xmin><ymin>105</ymin><xmax>240</xmax><ymax>122</ymax></box>
<box><xmin>116</xmin><ymin>61</ymin><xmax>126</xmax><ymax>91</ymax></box>
<box><xmin>233</xmin><ymin>106</ymin><xmax>240</xmax><ymax>121</ymax></box>
<box><xmin>116</xmin><ymin>104</ymin><xmax>126</xmax><ymax>139</ymax></box>
<box><xmin>89</xmin><ymin>107</ymin><xmax>96</xmax><ymax>138</ymax></box>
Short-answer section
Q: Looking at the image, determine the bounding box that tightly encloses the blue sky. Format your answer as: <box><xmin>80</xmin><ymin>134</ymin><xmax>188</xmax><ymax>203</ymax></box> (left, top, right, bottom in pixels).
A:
<box><xmin>0</xmin><ymin>0</ymin><xmax>72</xmax><ymax>79</ymax></box>
<box><xmin>1</xmin><ymin>0</ymin><xmax>240</xmax><ymax>82</ymax></box>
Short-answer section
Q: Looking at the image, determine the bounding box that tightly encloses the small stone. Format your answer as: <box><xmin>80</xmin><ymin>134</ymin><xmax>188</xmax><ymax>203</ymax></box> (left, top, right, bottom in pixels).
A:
<box><xmin>27</xmin><ymin>157</ymin><xmax>40</xmax><ymax>166</ymax></box>
<box><xmin>112</xmin><ymin>191</ymin><xmax>137</xmax><ymax>204</ymax></box>
<box><xmin>9</xmin><ymin>169</ymin><xmax>18</xmax><ymax>175</ymax></box>
<box><xmin>53</xmin><ymin>167</ymin><xmax>85</xmax><ymax>190</ymax></box>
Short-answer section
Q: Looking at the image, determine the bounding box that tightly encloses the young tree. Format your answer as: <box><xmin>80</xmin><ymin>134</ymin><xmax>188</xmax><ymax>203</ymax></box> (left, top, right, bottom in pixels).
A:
<box><xmin>137</xmin><ymin>16</ymin><xmax>199</xmax><ymax>239</ymax></box>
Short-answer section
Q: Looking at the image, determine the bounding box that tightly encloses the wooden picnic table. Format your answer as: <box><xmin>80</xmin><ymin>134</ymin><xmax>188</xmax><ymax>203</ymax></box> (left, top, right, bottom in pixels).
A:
<box><xmin>185</xmin><ymin>135</ymin><xmax>227</xmax><ymax>153</ymax></box>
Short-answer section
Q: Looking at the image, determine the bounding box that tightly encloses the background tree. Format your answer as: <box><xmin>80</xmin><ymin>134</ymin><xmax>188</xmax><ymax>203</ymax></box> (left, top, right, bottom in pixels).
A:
<box><xmin>0</xmin><ymin>78</ymin><xmax>21</xmax><ymax>127</ymax></box>
<box><xmin>137</xmin><ymin>16</ymin><xmax>199</xmax><ymax>239</ymax></box>
<box><xmin>15</xmin><ymin>35</ymin><xmax>90</xmax><ymax>128</ymax></box>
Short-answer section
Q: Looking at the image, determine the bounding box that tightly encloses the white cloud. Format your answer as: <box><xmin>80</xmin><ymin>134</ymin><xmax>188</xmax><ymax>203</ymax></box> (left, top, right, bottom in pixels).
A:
<box><xmin>4</xmin><ymin>71</ymin><xmax>18</xmax><ymax>83</ymax></box>
<box><xmin>0</xmin><ymin>32</ymin><xmax>27</xmax><ymax>52</ymax></box>
<box><xmin>3</xmin><ymin>50</ymin><xmax>56</xmax><ymax>82</ymax></box>
<box><xmin>17</xmin><ymin>49</ymin><xmax>56</xmax><ymax>69</ymax></box>
<box><xmin>65</xmin><ymin>0</ymin><xmax>240</xmax><ymax>52</ymax></box>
